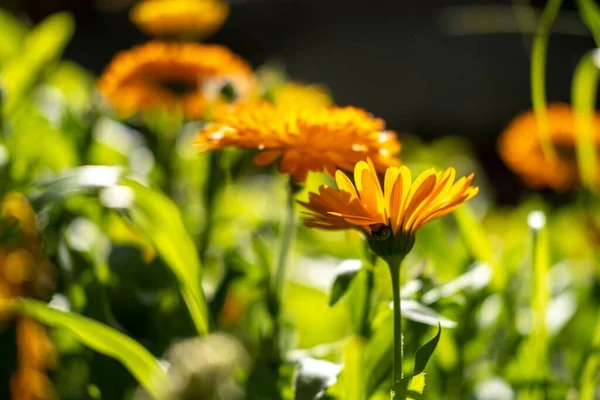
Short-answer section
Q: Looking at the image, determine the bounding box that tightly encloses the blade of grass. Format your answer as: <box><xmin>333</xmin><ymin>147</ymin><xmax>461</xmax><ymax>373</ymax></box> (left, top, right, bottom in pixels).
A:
<box><xmin>123</xmin><ymin>179</ymin><xmax>210</xmax><ymax>335</ymax></box>
<box><xmin>571</xmin><ymin>50</ymin><xmax>600</xmax><ymax>193</ymax></box>
<box><xmin>577</xmin><ymin>0</ymin><xmax>600</xmax><ymax>45</ymax></box>
<box><xmin>530</xmin><ymin>0</ymin><xmax>563</xmax><ymax>162</ymax></box>
<box><xmin>17</xmin><ymin>299</ymin><xmax>169</xmax><ymax>400</ymax></box>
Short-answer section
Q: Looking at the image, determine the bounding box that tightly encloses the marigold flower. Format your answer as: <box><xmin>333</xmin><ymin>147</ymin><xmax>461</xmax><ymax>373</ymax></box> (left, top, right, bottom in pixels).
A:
<box><xmin>497</xmin><ymin>103</ymin><xmax>600</xmax><ymax>191</ymax></box>
<box><xmin>130</xmin><ymin>0</ymin><xmax>229</xmax><ymax>38</ymax></box>
<box><xmin>272</xmin><ymin>82</ymin><xmax>332</xmax><ymax>109</ymax></box>
<box><xmin>195</xmin><ymin>103</ymin><xmax>401</xmax><ymax>181</ymax></box>
<box><xmin>299</xmin><ymin>159</ymin><xmax>478</xmax><ymax>257</ymax></box>
<box><xmin>98</xmin><ymin>41</ymin><xmax>255</xmax><ymax>118</ymax></box>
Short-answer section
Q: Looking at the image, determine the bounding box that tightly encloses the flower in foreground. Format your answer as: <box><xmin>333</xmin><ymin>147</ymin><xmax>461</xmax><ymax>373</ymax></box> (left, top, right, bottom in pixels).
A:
<box><xmin>194</xmin><ymin>102</ymin><xmax>401</xmax><ymax>182</ymax></box>
<box><xmin>299</xmin><ymin>158</ymin><xmax>478</xmax><ymax>259</ymax></box>
<box><xmin>498</xmin><ymin>103</ymin><xmax>600</xmax><ymax>191</ymax></box>
<box><xmin>130</xmin><ymin>0</ymin><xmax>229</xmax><ymax>38</ymax></box>
<box><xmin>98</xmin><ymin>41</ymin><xmax>255</xmax><ymax>118</ymax></box>
<box><xmin>300</xmin><ymin>159</ymin><xmax>477</xmax><ymax>394</ymax></box>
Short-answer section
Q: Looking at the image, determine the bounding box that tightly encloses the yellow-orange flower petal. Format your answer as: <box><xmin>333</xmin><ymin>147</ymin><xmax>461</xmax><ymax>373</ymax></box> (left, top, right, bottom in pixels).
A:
<box><xmin>497</xmin><ymin>103</ymin><xmax>600</xmax><ymax>191</ymax></box>
<box><xmin>98</xmin><ymin>41</ymin><xmax>255</xmax><ymax>119</ymax></box>
<box><xmin>300</xmin><ymin>159</ymin><xmax>478</xmax><ymax>247</ymax></box>
<box><xmin>194</xmin><ymin>102</ymin><xmax>401</xmax><ymax>181</ymax></box>
<box><xmin>130</xmin><ymin>0</ymin><xmax>229</xmax><ymax>38</ymax></box>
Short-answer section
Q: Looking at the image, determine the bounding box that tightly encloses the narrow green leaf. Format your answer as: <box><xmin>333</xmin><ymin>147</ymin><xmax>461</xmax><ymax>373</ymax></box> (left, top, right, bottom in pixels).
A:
<box><xmin>123</xmin><ymin>179</ymin><xmax>210</xmax><ymax>335</ymax></box>
<box><xmin>413</xmin><ymin>324</ymin><xmax>442</xmax><ymax>376</ymax></box>
<box><xmin>363</xmin><ymin>311</ymin><xmax>393</xmax><ymax>396</ymax></box>
<box><xmin>18</xmin><ymin>299</ymin><xmax>168</xmax><ymax>400</ymax></box>
<box><xmin>577</xmin><ymin>0</ymin><xmax>600</xmax><ymax>45</ymax></box>
<box><xmin>571</xmin><ymin>50</ymin><xmax>600</xmax><ymax>192</ymax></box>
<box><xmin>329</xmin><ymin>259</ymin><xmax>362</xmax><ymax>307</ymax></box>
<box><xmin>1</xmin><ymin>12</ymin><xmax>74</xmax><ymax>110</ymax></box>
<box><xmin>530</xmin><ymin>0</ymin><xmax>563</xmax><ymax>161</ymax></box>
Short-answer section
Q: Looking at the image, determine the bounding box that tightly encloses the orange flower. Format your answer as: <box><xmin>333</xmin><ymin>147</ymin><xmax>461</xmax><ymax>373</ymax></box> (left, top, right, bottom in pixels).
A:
<box><xmin>497</xmin><ymin>103</ymin><xmax>600</xmax><ymax>191</ymax></box>
<box><xmin>299</xmin><ymin>159</ymin><xmax>478</xmax><ymax>257</ymax></box>
<box><xmin>98</xmin><ymin>41</ymin><xmax>255</xmax><ymax>118</ymax></box>
<box><xmin>195</xmin><ymin>103</ymin><xmax>401</xmax><ymax>181</ymax></box>
<box><xmin>130</xmin><ymin>0</ymin><xmax>229</xmax><ymax>38</ymax></box>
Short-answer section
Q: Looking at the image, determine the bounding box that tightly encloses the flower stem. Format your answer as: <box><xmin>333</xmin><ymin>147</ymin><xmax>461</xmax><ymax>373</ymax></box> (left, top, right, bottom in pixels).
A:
<box><xmin>274</xmin><ymin>179</ymin><xmax>299</xmax><ymax>301</ymax></box>
<box><xmin>387</xmin><ymin>256</ymin><xmax>404</xmax><ymax>394</ymax></box>
<box><xmin>270</xmin><ymin>178</ymin><xmax>300</xmax><ymax>363</ymax></box>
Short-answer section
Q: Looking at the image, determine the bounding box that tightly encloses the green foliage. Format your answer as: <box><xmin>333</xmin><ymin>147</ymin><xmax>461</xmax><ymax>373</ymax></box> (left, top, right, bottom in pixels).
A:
<box><xmin>17</xmin><ymin>299</ymin><xmax>168</xmax><ymax>400</ymax></box>
<box><xmin>123</xmin><ymin>179</ymin><xmax>210</xmax><ymax>335</ymax></box>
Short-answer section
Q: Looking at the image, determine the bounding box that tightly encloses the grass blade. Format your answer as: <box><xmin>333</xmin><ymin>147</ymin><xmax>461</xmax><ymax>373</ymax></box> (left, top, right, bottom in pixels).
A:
<box><xmin>123</xmin><ymin>179</ymin><xmax>210</xmax><ymax>335</ymax></box>
<box><xmin>530</xmin><ymin>0</ymin><xmax>563</xmax><ymax>161</ymax></box>
<box><xmin>18</xmin><ymin>299</ymin><xmax>169</xmax><ymax>400</ymax></box>
<box><xmin>571</xmin><ymin>50</ymin><xmax>600</xmax><ymax>193</ymax></box>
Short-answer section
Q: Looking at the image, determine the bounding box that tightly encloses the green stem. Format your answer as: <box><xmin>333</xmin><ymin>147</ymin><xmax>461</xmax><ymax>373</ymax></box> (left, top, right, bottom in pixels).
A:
<box><xmin>274</xmin><ymin>179</ymin><xmax>299</xmax><ymax>301</ymax></box>
<box><xmin>387</xmin><ymin>256</ymin><xmax>404</xmax><ymax>395</ymax></box>
<box><xmin>269</xmin><ymin>178</ymin><xmax>300</xmax><ymax>364</ymax></box>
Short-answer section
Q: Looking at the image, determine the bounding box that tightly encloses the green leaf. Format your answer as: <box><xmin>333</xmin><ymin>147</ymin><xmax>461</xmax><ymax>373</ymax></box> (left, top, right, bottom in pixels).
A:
<box><xmin>577</xmin><ymin>0</ymin><xmax>600</xmax><ymax>45</ymax></box>
<box><xmin>329</xmin><ymin>259</ymin><xmax>362</xmax><ymax>307</ymax></box>
<box><xmin>1</xmin><ymin>12</ymin><xmax>74</xmax><ymax>110</ymax></box>
<box><xmin>123</xmin><ymin>179</ymin><xmax>210</xmax><ymax>335</ymax></box>
<box><xmin>396</xmin><ymin>325</ymin><xmax>441</xmax><ymax>400</ymax></box>
<box><xmin>530</xmin><ymin>0</ymin><xmax>563</xmax><ymax>161</ymax></box>
<box><xmin>293</xmin><ymin>358</ymin><xmax>341</xmax><ymax>400</ymax></box>
<box><xmin>0</xmin><ymin>7</ymin><xmax>27</xmax><ymax>63</ymax></box>
<box><xmin>413</xmin><ymin>324</ymin><xmax>441</xmax><ymax>376</ymax></box>
<box><xmin>571</xmin><ymin>50</ymin><xmax>600</xmax><ymax>192</ymax></box>
<box><xmin>18</xmin><ymin>299</ymin><xmax>168</xmax><ymax>400</ymax></box>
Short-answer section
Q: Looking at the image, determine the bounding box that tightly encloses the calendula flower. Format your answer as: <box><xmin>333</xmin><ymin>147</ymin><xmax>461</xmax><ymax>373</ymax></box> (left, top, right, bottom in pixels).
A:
<box><xmin>98</xmin><ymin>41</ymin><xmax>255</xmax><ymax>118</ymax></box>
<box><xmin>299</xmin><ymin>159</ymin><xmax>478</xmax><ymax>258</ymax></box>
<box><xmin>498</xmin><ymin>103</ymin><xmax>600</xmax><ymax>191</ymax></box>
<box><xmin>195</xmin><ymin>103</ymin><xmax>401</xmax><ymax>181</ymax></box>
<box><xmin>272</xmin><ymin>82</ymin><xmax>332</xmax><ymax>109</ymax></box>
<box><xmin>130</xmin><ymin>0</ymin><xmax>229</xmax><ymax>38</ymax></box>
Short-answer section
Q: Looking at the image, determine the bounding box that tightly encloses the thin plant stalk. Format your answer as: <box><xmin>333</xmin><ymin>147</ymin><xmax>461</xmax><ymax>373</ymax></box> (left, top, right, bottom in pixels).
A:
<box><xmin>274</xmin><ymin>178</ymin><xmax>300</xmax><ymax>301</ymax></box>
<box><xmin>387</xmin><ymin>255</ymin><xmax>405</xmax><ymax>396</ymax></box>
<box><xmin>270</xmin><ymin>178</ymin><xmax>300</xmax><ymax>363</ymax></box>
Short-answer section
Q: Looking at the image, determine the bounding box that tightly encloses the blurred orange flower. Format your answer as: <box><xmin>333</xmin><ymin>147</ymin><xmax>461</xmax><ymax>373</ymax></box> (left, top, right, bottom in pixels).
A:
<box><xmin>195</xmin><ymin>103</ymin><xmax>401</xmax><ymax>182</ymax></box>
<box><xmin>98</xmin><ymin>41</ymin><xmax>255</xmax><ymax>118</ymax></box>
<box><xmin>497</xmin><ymin>103</ymin><xmax>600</xmax><ymax>191</ymax></box>
<box><xmin>130</xmin><ymin>0</ymin><xmax>229</xmax><ymax>38</ymax></box>
<box><xmin>299</xmin><ymin>159</ymin><xmax>478</xmax><ymax>256</ymax></box>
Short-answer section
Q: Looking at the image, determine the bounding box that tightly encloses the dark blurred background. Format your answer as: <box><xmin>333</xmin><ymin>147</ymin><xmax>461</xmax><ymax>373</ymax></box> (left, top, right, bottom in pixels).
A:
<box><xmin>0</xmin><ymin>0</ymin><xmax>596</xmax><ymax>203</ymax></box>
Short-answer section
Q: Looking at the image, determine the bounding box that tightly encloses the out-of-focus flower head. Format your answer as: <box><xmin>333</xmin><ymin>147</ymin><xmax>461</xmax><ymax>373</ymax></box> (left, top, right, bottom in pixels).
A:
<box><xmin>497</xmin><ymin>103</ymin><xmax>600</xmax><ymax>191</ymax></box>
<box><xmin>98</xmin><ymin>41</ymin><xmax>256</xmax><ymax>119</ymax></box>
<box><xmin>130</xmin><ymin>0</ymin><xmax>229</xmax><ymax>39</ymax></box>
<box><xmin>299</xmin><ymin>159</ymin><xmax>478</xmax><ymax>259</ymax></box>
<box><xmin>195</xmin><ymin>102</ymin><xmax>401</xmax><ymax>182</ymax></box>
